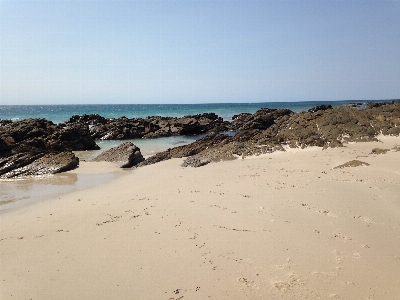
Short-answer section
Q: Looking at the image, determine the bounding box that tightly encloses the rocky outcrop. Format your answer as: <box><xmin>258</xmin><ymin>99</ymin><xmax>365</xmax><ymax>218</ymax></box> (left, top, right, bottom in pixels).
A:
<box><xmin>0</xmin><ymin>118</ymin><xmax>99</xmax><ymax>156</ymax></box>
<box><xmin>308</xmin><ymin>104</ymin><xmax>332</xmax><ymax>113</ymax></box>
<box><xmin>0</xmin><ymin>120</ymin><xmax>12</xmax><ymax>127</ymax></box>
<box><xmin>136</xmin><ymin>133</ymin><xmax>232</xmax><ymax>167</ymax></box>
<box><xmin>138</xmin><ymin>101</ymin><xmax>400</xmax><ymax>167</ymax></box>
<box><xmin>0</xmin><ymin>151</ymin><xmax>79</xmax><ymax>178</ymax></box>
<box><xmin>1</xmin><ymin>101</ymin><xmax>399</xmax><ymax>173</ymax></box>
<box><xmin>92</xmin><ymin>142</ymin><xmax>144</xmax><ymax>168</ymax></box>
<box><xmin>64</xmin><ymin>113</ymin><xmax>230</xmax><ymax>140</ymax></box>
<box><xmin>0</xmin><ymin>119</ymin><xmax>97</xmax><ymax>178</ymax></box>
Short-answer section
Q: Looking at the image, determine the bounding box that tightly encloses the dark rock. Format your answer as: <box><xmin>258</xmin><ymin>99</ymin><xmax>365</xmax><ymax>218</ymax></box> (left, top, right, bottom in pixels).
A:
<box><xmin>0</xmin><ymin>120</ymin><xmax>12</xmax><ymax>127</ymax></box>
<box><xmin>0</xmin><ymin>118</ymin><xmax>100</xmax><ymax>177</ymax></box>
<box><xmin>92</xmin><ymin>142</ymin><xmax>144</xmax><ymax>168</ymax></box>
<box><xmin>0</xmin><ymin>137</ymin><xmax>9</xmax><ymax>152</ymax></box>
<box><xmin>50</xmin><ymin>123</ymin><xmax>100</xmax><ymax>151</ymax></box>
<box><xmin>0</xmin><ymin>118</ymin><xmax>99</xmax><ymax>152</ymax></box>
<box><xmin>0</xmin><ymin>152</ymin><xmax>79</xmax><ymax>178</ymax></box>
<box><xmin>64</xmin><ymin>113</ymin><xmax>231</xmax><ymax>140</ymax></box>
<box><xmin>240</xmin><ymin>108</ymin><xmax>293</xmax><ymax>131</ymax></box>
<box><xmin>308</xmin><ymin>104</ymin><xmax>333</xmax><ymax>113</ymax></box>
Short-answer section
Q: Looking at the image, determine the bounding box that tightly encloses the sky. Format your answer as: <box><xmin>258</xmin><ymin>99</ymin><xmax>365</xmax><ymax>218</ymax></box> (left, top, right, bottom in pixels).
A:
<box><xmin>1</xmin><ymin>0</ymin><xmax>399</xmax><ymax>105</ymax></box>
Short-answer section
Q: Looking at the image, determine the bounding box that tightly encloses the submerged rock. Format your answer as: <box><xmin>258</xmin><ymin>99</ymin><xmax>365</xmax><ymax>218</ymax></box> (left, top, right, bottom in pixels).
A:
<box><xmin>92</xmin><ymin>142</ymin><xmax>144</xmax><ymax>168</ymax></box>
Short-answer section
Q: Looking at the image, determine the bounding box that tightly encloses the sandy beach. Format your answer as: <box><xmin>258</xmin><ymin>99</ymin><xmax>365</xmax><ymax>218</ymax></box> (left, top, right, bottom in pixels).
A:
<box><xmin>1</xmin><ymin>136</ymin><xmax>400</xmax><ymax>299</ymax></box>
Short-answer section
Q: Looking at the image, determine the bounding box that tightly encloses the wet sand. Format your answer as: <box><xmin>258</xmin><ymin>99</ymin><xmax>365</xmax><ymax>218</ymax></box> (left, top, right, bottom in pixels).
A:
<box><xmin>0</xmin><ymin>136</ymin><xmax>399</xmax><ymax>299</ymax></box>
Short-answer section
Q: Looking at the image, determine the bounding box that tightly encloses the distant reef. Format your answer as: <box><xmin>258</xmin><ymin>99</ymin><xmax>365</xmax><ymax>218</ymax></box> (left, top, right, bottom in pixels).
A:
<box><xmin>0</xmin><ymin>101</ymin><xmax>399</xmax><ymax>177</ymax></box>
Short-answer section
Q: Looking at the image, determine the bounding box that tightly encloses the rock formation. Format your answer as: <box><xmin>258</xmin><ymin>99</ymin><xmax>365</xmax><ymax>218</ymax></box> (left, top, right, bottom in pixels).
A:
<box><xmin>0</xmin><ymin>151</ymin><xmax>79</xmax><ymax>178</ymax></box>
<box><xmin>139</xmin><ymin>101</ymin><xmax>400</xmax><ymax>167</ymax></box>
<box><xmin>64</xmin><ymin>113</ymin><xmax>230</xmax><ymax>140</ymax></box>
<box><xmin>0</xmin><ymin>119</ymin><xmax>94</xmax><ymax>178</ymax></box>
<box><xmin>1</xmin><ymin>100</ymin><xmax>399</xmax><ymax>174</ymax></box>
<box><xmin>92</xmin><ymin>142</ymin><xmax>144</xmax><ymax>168</ymax></box>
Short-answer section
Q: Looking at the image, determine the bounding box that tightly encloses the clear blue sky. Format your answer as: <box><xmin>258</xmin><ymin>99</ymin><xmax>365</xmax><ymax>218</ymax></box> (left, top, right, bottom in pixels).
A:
<box><xmin>1</xmin><ymin>0</ymin><xmax>399</xmax><ymax>105</ymax></box>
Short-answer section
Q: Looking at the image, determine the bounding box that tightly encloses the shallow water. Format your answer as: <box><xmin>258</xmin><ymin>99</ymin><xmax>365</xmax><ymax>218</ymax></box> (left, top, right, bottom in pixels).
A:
<box><xmin>73</xmin><ymin>134</ymin><xmax>206</xmax><ymax>160</ymax></box>
<box><xmin>0</xmin><ymin>171</ymin><xmax>122</xmax><ymax>212</ymax></box>
<box><xmin>0</xmin><ymin>133</ymin><xmax>222</xmax><ymax>211</ymax></box>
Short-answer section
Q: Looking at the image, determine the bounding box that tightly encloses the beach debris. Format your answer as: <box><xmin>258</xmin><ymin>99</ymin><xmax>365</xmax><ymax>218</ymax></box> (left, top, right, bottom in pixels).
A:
<box><xmin>333</xmin><ymin>160</ymin><xmax>370</xmax><ymax>169</ymax></box>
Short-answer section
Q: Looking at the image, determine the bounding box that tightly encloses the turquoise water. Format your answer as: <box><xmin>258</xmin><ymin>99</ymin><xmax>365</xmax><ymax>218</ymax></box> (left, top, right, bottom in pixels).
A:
<box><xmin>0</xmin><ymin>100</ymin><xmax>386</xmax><ymax>124</ymax></box>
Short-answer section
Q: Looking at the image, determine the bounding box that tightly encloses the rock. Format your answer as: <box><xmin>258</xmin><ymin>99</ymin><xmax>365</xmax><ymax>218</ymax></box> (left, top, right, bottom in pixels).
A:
<box><xmin>308</xmin><ymin>104</ymin><xmax>333</xmax><ymax>113</ymax></box>
<box><xmin>92</xmin><ymin>142</ymin><xmax>144</xmax><ymax>168</ymax></box>
<box><xmin>139</xmin><ymin>100</ymin><xmax>400</xmax><ymax>167</ymax></box>
<box><xmin>50</xmin><ymin>123</ymin><xmax>100</xmax><ymax>151</ymax></box>
<box><xmin>0</xmin><ymin>137</ymin><xmax>9</xmax><ymax>152</ymax></box>
<box><xmin>181</xmin><ymin>156</ymin><xmax>211</xmax><ymax>167</ymax></box>
<box><xmin>64</xmin><ymin>113</ymin><xmax>231</xmax><ymax>140</ymax></box>
<box><xmin>0</xmin><ymin>118</ymin><xmax>99</xmax><ymax>152</ymax></box>
<box><xmin>370</xmin><ymin>148</ymin><xmax>389</xmax><ymax>155</ymax></box>
<box><xmin>0</xmin><ymin>120</ymin><xmax>12</xmax><ymax>127</ymax></box>
<box><xmin>333</xmin><ymin>160</ymin><xmax>370</xmax><ymax>169</ymax></box>
<box><xmin>137</xmin><ymin>133</ymin><xmax>232</xmax><ymax>167</ymax></box>
<box><xmin>0</xmin><ymin>152</ymin><xmax>79</xmax><ymax>178</ymax></box>
<box><xmin>0</xmin><ymin>118</ymin><xmax>101</xmax><ymax>177</ymax></box>
<box><xmin>0</xmin><ymin>152</ymin><xmax>45</xmax><ymax>176</ymax></box>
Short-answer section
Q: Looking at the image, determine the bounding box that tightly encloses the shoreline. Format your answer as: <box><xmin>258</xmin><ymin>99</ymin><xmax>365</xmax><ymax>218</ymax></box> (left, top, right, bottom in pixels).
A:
<box><xmin>1</xmin><ymin>136</ymin><xmax>399</xmax><ymax>299</ymax></box>
<box><xmin>0</xmin><ymin>162</ymin><xmax>124</xmax><ymax>213</ymax></box>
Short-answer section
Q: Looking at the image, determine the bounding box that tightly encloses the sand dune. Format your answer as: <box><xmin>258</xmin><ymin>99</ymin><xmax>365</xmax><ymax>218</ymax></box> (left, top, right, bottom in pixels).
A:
<box><xmin>1</xmin><ymin>136</ymin><xmax>400</xmax><ymax>299</ymax></box>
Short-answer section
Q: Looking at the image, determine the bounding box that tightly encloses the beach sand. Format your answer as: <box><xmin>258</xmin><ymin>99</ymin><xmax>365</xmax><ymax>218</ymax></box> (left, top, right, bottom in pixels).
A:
<box><xmin>1</xmin><ymin>136</ymin><xmax>399</xmax><ymax>299</ymax></box>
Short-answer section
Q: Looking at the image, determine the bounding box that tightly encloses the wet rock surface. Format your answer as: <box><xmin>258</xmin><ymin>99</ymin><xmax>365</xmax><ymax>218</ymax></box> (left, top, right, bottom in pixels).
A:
<box><xmin>92</xmin><ymin>142</ymin><xmax>144</xmax><ymax>168</ymax></box>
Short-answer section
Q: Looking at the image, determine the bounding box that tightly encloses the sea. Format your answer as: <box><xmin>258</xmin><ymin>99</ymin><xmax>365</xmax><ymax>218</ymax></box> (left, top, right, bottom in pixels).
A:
<box><xmin>0</xmin><ymin>101</ymin><xmax>381</xmax><ymax>124</ymax></box>
<box><xmin>0</xmin><ymin>100</ymin><xmax>390</xmax><ymax>210</ymax></box>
